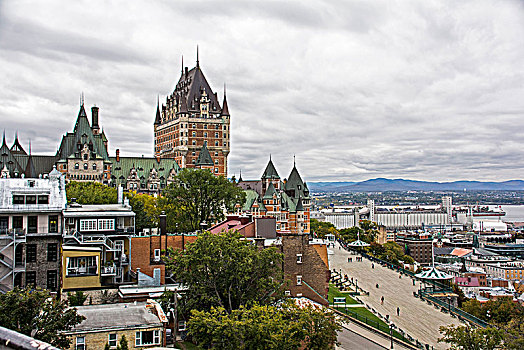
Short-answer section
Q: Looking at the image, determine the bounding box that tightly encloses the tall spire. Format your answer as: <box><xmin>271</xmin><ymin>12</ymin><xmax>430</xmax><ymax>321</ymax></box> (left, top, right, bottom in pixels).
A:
<box><xmin>80</xmin><ymin>92</ymin><xmax>84</xmax><ymax>106</ymax></box>
<box><xmin>181</xmin><ymin>55</ymin><xmax>184</xmax><ymax>74</ymax></box>
<box><xmin>293</xmin><ymin>154</ymin><xmax>296</xmax><ymax>167</ymax></box>
<box><xmin>2</xmin><ymin>130</ymin><xmax>5</xmax><ymax>146</ymax></box>
<box><xmin>221</xmin><ymin>83</ymin><xmax>230</xmax><ymax>116</ymax></box>
<box><xmin>154</xmin><ymin>95</ymin><xmax>161</xmax><ymax>125</ymax></box>
<box><xmin>196</xmin><ymin>45</ymin><xmax>199</xmax><ymax>68</ymax></box>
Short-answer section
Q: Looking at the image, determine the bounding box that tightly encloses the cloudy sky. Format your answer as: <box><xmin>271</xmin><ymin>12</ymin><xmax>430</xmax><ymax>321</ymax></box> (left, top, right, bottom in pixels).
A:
<box><xmin>1</xmin><ymin>0</ymin><xmax>524</xmax><ymax>182</ymax></box>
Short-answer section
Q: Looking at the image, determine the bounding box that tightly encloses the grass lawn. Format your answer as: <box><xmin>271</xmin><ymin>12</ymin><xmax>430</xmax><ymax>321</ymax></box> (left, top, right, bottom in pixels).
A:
<box><xmin>330</xmin><ymin>285</ymin><xmax>411</xmax><ymax>344</ymax></box>
<box><xmin>175</xmin><ymin>341</ymin><xmax>202</xmax><ymax>350</ymax></box>
<box><xmin>328</xmin><ymin>283</ymin><xmax>358</xmax><ymax>304</ymax></box>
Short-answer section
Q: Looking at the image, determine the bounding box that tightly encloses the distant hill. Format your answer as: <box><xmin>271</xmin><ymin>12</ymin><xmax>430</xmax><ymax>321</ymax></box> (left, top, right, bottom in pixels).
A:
<box><xmin>308</xmin><ymin>178</ymin><xmax>524</xmax><ymax>192</ymax></box>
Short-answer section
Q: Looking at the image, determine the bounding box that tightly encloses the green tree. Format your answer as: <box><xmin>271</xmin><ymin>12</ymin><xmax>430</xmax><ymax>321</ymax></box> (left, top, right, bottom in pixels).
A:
<box><xmin>164</xmin><ymin>230</ymin><xmax>284</xmax><ymax>314</ymax></box>
<box><xmin>163</xmin><ymin>169</ymin><xmax>245</xmax><ymax>232</ymax></box>
<box><xmin>66</xmin><ymin>181</ymin><xmax>117</xmax><ymax>204</ymax></box>
<box><xmin>117</xmin><ymin>335</ymin><xmax>129</xmax><ymax>350</ymax></box>
<box><xmin>188</xmin><ymin>302</ymin><xmax>341</xmax><ymax>350</ymax></box>
<box><xmin>67</xmin><ymin>291</ymin><xmax>87</xmax><ymax>306</ymax></box>
<box><xmin>104</xmin><ymin>343</ymin><xmax>111</xmax><ymax>350</ymax></box>
<box><xmin>438</xmin><ymin>325</ymin><xmax>503</xmax><ymax>350</ymax></box>
<box><xmin>0</xmin><ymin>287</ymin><xmax>85</xmax><ymax>348</ymax></box>
<box><xmin>310</xmin><ymin>219</ymin><xmax>338</xmax><ymax>238</ymax></box>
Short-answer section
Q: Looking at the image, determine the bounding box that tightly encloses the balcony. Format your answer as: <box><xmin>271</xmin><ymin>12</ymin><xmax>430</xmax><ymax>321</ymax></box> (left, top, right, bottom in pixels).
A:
<box><xmin>115</xmin><ymin>226</ymin><xmax>134</xmax><ymax>234</ymax></box>
<box><xmin>66</xmin><ymin>265</ymin><xmax>98</xmax><ymax>277</ymax></box>
<box><xmin>101</xmin><ymin>264</ymin><xmax>117</xmax><ymax>276</ymax></box>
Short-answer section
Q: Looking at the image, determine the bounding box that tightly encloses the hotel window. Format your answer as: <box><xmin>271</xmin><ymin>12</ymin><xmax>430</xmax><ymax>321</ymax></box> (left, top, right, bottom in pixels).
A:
<box><xmin>215</xmin><ymin>132</ymin><xmax>219</xmax><ymax>138</ymax></box>
<box><xmin>214</xmin><ymin>152</ymin><xmax>218</xmax><ymax>157</ymax></box>
<box><xmin>92</xmin><ymin>163</ymin><xmax>97</xmax><ymax>170</ymax></box>
<box><xmin>25</xmin><ymin>195</ymin><xmax>36</xmax><ymax>204</ymax></box>
<box><xmin>192</xmin><ymin>131</ymin><xmax>196</xmax><ymax>137</ymax></box>
<box><xmin>75</xmin><ymin>163</ymin><xmax>79</xmax><ymax>169</ymax></box>
<box><xmin>47</xmin><ymin>270</ymin><xmax>57</xmax><ymax>291</ymax></box>
<box><xmin>76</xmin><ymin>336</ymin><xmax>85</xmax><ymax>350</ymax></box>
<box><xmin>204</xmin><ymin>132</ymin><xmax>208</xmax><ymax>138</ymax></box>
<box><xmin>26</xmin><ymin>244</ymin><xmax>37</xmax><ymax>263</ymax></box>
<box><xmin>37</xmin><ymin>195</ymin><xmax>49</xmax><ymax>204</ymax></box>
<box><xmin>108</xmin><ymin>333</ymin><xmax>117</xmax><ymax>348</ymax></box>
<box><xmin>98</xmin><ymin>219</ymin><xmax>115</xmax><ymax>231</ymax></box>
<box><xmin>12</xmin><ymin>195</ymin><xmax>25</xmax><ymax>204</ymax></box>
<box><xmin>80</xmin><ymin>219</ymin><xmax>97</xmax><ymax>231</ymax></box>
<box><xmin>47</xmin><ymin>243</ymin><xmax>58</xmax><ymax>262</ymax></box>
<box><xmin>27</xmin><ymin>216</ymin><xmax>38</xmax><ymax>233</ymax></box>
<box><xmin>296</xmin><ymin>254</ymin><xmax>302</xmax><ymax>264</ymax></box>
<box><xmin>215</xmin><ymin>168</ymin><xmax>218</xmax><ymax>173</ymax></box>
<box><xmin>25</xmin><ymin>271</ymin><xmax>36</xmax><ymax>286</ymax></box>
<box><xmin>47</xmin><ymin>215</ymin><xmax>58</xmax><ymax>233</ymax></box>
<box><xmin>135</xmin><ymin>330</ymin><xmax>160</xmax><ymax>346</ymax></box>
<box><xmin>296</xmin><ymin>275</ymin><xmax>302</xmax><ymax>285</ymax></box>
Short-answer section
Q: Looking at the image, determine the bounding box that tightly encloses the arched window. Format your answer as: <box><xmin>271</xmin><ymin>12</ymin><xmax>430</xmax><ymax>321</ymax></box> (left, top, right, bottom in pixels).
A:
<box><xmin>92</xmin><ymin>164</ymin><xmax>97</xmax><ymax>170</ymax></box>
<box><xmin>83</xmin><ymin>154</ymin><xmax>88</xmax><ymax>160</ymax></box>
<box><xmin>84</xmin><ymin>163</ymin><xmax>88</xmax><ymax>170</ymax></box>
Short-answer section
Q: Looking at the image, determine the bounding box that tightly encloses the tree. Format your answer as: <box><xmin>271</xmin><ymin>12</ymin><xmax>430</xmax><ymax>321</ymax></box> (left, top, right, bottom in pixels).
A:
<box><xmin>163</xmin><ymin>169</ymin><xmax>245</xmax><ymax>232</ymax></box>
<box><xmin>164</xmin><ymin>230</ymin><xmax>284</xmax><ymax>314</ymax></box>
<box><xmin>67</xmin><ymin>291</ymin><xmax>87</xmax><ymax>306</ymax></box>
<box><xmin>438</xmin><ymin>325</ymin><xmax>503</xmax><ymax>350</ymax></box>
<box><xmin>310</xmin><ymin>219</ymin><xmax>338</xmax><ymax>239</ymax></box>
<box><xmin>66</xmin><ymin>181</ymin><xmax>117</xmax><ymax>204</ymax></box>
<box><xmin>118</xmin><ymin>335</ymin><xmax>129</xmax><ymax>350</ymax></box>
<box><xmin>188</xmin><ymin>302</ymin><xmax>341</xmax><ymax>350</ymax></box>
<box><xmin>0</xmin><ymin>287</ymin><xmax>85</xmax><ymax>348</ymax></box>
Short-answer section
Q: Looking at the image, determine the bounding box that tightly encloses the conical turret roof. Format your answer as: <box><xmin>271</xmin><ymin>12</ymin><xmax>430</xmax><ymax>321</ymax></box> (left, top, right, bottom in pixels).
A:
<box><xmin>196</xmin><ymin>141</ymin><xmax>213</xmax><ymax>166</ymax></box>
<box><xmin>262</xmin><ymin>157</ymin><xmax>279</xmax><ymax>179</ymax></box>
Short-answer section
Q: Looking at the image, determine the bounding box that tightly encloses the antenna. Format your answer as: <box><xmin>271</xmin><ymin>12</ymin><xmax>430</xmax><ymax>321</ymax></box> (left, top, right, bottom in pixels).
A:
<box><xmin>80</xmin><ymin>92</ymin><xmax>85</xmax><ymax>106</ymax></box>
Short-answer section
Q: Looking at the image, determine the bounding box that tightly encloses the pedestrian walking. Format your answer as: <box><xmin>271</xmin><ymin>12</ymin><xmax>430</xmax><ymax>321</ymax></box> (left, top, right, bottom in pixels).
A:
<box><xmin>413</xmin><ymin>279</ymin><xmax>416</xmax><ymax>286</ymax></box>
<box><xmin>376</xmin><ymin>283</ymin><xmax>379</xmax><ymax>289</ymax></box>
<box><xmin>372</xmin><ymin>263</ymin><xmax>374</xmax><ymax>269</ymax></box>
<box><xmin>397</xmin><ymin>307</ymin><xmax>400</xmax><ymax>316</ymax></box>
<box><xmin>381</xmin><ymin>296</ymin><xmax>384</xmax><ymax>305</ymax></box>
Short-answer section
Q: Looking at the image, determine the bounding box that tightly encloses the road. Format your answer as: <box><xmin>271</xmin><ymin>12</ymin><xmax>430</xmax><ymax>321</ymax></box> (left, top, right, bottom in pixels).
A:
<box><xmin>337</xmin><ymin>325</ymin><xmax>386</xmax><ymax>350</ymax></box>
<box><xmin>330</xmin><ymin>241</ymin><xmax>462</xmax><ymax>349</ymax></box>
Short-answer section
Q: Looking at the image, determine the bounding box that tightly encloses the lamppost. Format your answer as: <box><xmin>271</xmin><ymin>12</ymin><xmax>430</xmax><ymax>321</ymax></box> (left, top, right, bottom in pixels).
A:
<box><xmin>447</xmin><ymin>296</ymin><xmax>451</xmax><ymax>313</ymax></box>
<box><xmin>389</xmin><ymin>322</ymin><xmax>394</xmax><ymax>349</ymax></box>
<box><xmin>355</xmin><ymin>279</ymin><xmax>358</xmax><ymax>292</ymax></box>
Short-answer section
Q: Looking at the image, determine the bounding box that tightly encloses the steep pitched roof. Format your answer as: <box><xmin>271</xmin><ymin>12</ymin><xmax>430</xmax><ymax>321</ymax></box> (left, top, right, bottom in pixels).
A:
<box><xmin>110</xmin><ymin>156</ymin><xmax>180</xmax><ymax>187</ymax></box>
<box><xmin>295</xmin><ymin>197</ymin><xmax>304</xmax><ymax>212</ymax></box>
<box><xmin>24</xmin><ymin>153</ymin><xmax>37</xmax><ymax>178</ymax></box>
<box><xmin>285</xmin><ymin>165</ymin><xmax>309</xmax><ymax>199</ymax></box>
<box><xmin>154</xmin><ymin>100</ymin><xmax>161</xmax><ymax>125</ymax></box>
<box><xmin>56</xmin><ymin>105</ymin><xmax>110</xmax><ymax>162</ymax></box>
<box><xmin>263</xmin><ymin>182</ymin><xmax>277</xmax><ymax>199</ymax></box>
<box><xmin>221</xmin><ymin>93</ymin><xmax>230</xmax><ymax>116</ymax></box>
<box><xmin>174</xmin><ymin>65</ymin><xmax>221</xmax><ymax>113</ymax></box>
<box><xmin>195</xmin><ymin>142</ymin><xmax>213</xmax><ymax>166</ymax></box>
<box><xmin>0</xmin><ymin>135</ymin><xmax>24</xmax><ymax>177</ymax></box>
<box><xmin>10</xmin><ymin>134</ymin><xmax>27</xmax><ymax>155</ymax></box>
<box><xmin>262</xmin><ymin>158</ymin><xmax>280</xmax><ymax>179</ymax></box>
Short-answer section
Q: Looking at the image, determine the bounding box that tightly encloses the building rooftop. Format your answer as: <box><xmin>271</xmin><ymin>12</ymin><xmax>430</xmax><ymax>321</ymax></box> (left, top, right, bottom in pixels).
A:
<box><xmin>70</xmin><ymin>302</ymin><xmax>164</xmax><ymax>332</ymax></box>
<box><xmin>0</xmin><ymin>176</ymin><xmax>66</xmax><ymax>213</ymax></box>
<box><xmin>64</xmin><ymin>203</ymin><xmax>135</xmax><ymax>217</ymax></box>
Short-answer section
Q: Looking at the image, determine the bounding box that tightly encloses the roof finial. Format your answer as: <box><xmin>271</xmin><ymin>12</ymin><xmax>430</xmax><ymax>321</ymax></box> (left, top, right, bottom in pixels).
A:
<box><xmin>293</xmin><ymin>154</ymin><xmax>296</xmax><ymax>167</ymax></box>
<box><xmin>269</xmin><ymin>154</ymin><xmax>272</xmax><ymax>161</ymax></box>
<box><xmin>181</xmin><ymin>55</ymin><xmax>184</xmax><ymax>74</ymax></box>
<box><xmin>29</xmin><ymin>140</ymin><xmax>31</xmax><ymax>155</ymax></box>
<box><xmin>224</xmin><ymin>83</ymin><xmax>226</xmax><ymax>97</ymax></box>
<box><xmin>80</xmin><ymin>92</ymin><xmax>84</xmax><ymax>106</ymax></box>
<box><xmin>196</xmin><ymin>45</ymin><xmax>199</xmax><ymax>68</ymax></box>
<box><xmin>15</xmin><ymin>131</ymin><xmax>18</xmax><ymax>141</ymax></box>
<box><xmin>2</xmin><ymin>130</ymin><xmax>5</xmax><ymax>146</ymax></box>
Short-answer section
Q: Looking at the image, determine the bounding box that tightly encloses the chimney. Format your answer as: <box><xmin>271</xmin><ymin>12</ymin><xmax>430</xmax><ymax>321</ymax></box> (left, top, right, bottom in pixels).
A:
<box><xmin>159</xmin><ymin>211</ymin><xmax>167</xmax><ymax>236</ymax></box>
<box><xmin>116</xmin><ymin>149</ymin><xmax>120</xmax><ymax>162</ymax></box>
<box><xmin>91</xmin><ymin>106</ymin><xmax>99</xmax><ymax>128</ymax></box>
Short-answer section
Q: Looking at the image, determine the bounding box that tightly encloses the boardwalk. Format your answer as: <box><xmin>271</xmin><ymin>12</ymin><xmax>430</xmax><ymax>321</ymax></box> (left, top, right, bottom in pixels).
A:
<box><xmin>329</xmin><ymin>241</ymin><xmax>462</xmax><ymax>349</ymax></box>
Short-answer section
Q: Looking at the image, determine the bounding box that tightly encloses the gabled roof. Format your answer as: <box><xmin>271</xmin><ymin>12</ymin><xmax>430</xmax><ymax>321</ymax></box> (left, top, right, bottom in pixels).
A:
<box><xmin>262</xmin><ymin>158</ymin><xmax>279</xmax><ymax>179</ymax></box>
<box><xmin>110</xmin><ymin>156</ymin><xmax>180</xmax><ymax>187</ymax></box>
<box><xmin>263</xmin><ymin>182</ymin><xmax>277</xmax><ymax>199</ymax></box>
<box><xmin>196</xmin><ymin>142</ymin><xmax>213</xmax><ymax>166</ymax></box>
<box><xmin>10</xmin><ymin>134</ymin><xmax>27</xmax><ymax>155</ymax></box>
<box><xmin>0</xmin><ymin>135</ymin><xmax>24</xmax><ymax>177</ymax></box>
<box><xmin>56</xmin><ymin>105</ymin><xmax>110</xmax><ymax>162</ymax></box>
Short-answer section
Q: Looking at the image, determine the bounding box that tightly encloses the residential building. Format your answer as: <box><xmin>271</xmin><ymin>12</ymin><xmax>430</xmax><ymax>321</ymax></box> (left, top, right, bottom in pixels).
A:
<box><xmin>395</xmin><ymin>234</ymin><xmax>433</xmax><ymax>264</ymax></box>
<box><xmin>0</xmin><ymin>169</ymin><xmax>66</xmax><ymax>293</ymax></box>
<box><xmin>154</xmin><ymin>54</ymin><xmax>230</xmax><ymax>177</ymax></box>
<box><xmin>65</xmin><ymin>301</ymin><xmax>167</xmax><ymax>350</ymax></box>
<box><xmin>237</xmin><ymin>158</ymin><xmax>311</xmax><ymax>234</ymax></box>
<box><xmin>61</xmin><ymin>200</ymin><xmax>135</xmax><ymax>291</ymax></box>
<box><xmin>484</xmin><ymin>261</ymin><xmax>524</xmax><ymax>281</ymax></box>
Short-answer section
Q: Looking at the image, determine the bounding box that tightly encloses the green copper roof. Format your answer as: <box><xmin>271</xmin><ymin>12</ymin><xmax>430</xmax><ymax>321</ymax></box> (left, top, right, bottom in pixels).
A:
<box><xmin>110</xmin><ymin>156</ymin><xmax>180</xmax><ymax>186</ymax></box>
<box><xmin>262</xmin><ymin>158</ymin><xmax>280</xmax><ymax>179</ymax></box>
<box><xmin>196</xmin><ymin>142</ymin><xmax>213</xmax><ymax>166</ymax></box>
<box><xmin>263</xmin><ymin>182</ymin><xmax>277</xmax><ymax>199</ymax></box>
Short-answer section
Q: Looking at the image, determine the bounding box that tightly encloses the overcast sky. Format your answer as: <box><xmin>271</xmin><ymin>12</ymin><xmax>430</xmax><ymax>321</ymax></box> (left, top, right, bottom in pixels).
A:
<box><xmin>1</xmin><ymin>0</ymin><xmax>524</xmax><ymax>182</ymax></box>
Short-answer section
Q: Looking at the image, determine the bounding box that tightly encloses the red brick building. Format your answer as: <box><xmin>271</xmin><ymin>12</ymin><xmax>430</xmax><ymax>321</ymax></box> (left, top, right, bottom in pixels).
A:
<box><xmin>154</xmin><ymin>54</ymin><xmax>230</xmax><ymax>177</ymax></box>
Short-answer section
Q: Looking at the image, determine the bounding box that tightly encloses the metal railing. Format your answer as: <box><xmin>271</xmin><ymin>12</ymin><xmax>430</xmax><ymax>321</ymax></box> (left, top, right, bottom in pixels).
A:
<box><xmin>64</xmin><ymin>230</ymin><xmax>116</xmax><ymax>250</ymax></box>
<box><xmin>101</xmin><ymin>264</ymin><xmax>117</xmax><ymax>276</ymax></box>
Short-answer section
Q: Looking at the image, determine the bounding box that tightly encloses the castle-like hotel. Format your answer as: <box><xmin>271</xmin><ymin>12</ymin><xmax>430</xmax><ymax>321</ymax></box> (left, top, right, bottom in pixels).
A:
<box><xmin>0</xmin><ymin>54</ymin><xmax>310</xmax><ymax>233</ymax></box>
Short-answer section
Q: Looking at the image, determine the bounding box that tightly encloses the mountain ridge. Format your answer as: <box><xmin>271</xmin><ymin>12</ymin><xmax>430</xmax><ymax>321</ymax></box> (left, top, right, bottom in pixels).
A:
<box><xmin>308</xmin><ymin>178</ymin><xmax>524</xmax><ymax>192</ymax></box>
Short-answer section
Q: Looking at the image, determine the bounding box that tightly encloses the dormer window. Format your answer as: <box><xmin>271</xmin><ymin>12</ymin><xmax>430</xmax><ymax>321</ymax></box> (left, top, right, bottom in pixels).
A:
<box><xmin>83</xmin><ymin>154</ymin><xmax>88</xmax><ymax>160</ymax></box>
<box><xmin>75</xmin><ymin>163</ymin><xmax>79</xmax><ymax>170</ymax></box>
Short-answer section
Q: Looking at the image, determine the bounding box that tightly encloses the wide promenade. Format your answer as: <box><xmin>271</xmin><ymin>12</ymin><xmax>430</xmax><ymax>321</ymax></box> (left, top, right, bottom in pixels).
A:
<box><xmin>329</xmin><ymin>241</ymin><xmax>463</xmax><ymax>349</ymax></box>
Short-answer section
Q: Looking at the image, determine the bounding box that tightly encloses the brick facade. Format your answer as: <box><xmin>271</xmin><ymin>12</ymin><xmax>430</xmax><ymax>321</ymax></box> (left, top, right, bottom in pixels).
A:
<box><xmin>131</xmin><ymin>235</ymin><xmax>197</xmax><ymax>283</ymax></box>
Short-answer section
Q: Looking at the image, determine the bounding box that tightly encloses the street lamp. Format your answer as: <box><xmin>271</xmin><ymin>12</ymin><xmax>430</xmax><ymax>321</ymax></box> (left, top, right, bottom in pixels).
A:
<box><xmin>389</xmin><ymin>322</ymin><xmax>394</xmax><ymax>349</ymax></box>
